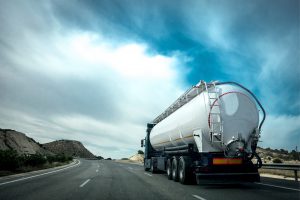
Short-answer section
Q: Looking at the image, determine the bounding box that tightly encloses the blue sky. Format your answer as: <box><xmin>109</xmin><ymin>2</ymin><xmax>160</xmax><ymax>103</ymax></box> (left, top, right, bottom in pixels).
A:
<box><xmin>0</xmin><ymin>0</ymin><xmax>299</xmax><ymax>158</ymax></box>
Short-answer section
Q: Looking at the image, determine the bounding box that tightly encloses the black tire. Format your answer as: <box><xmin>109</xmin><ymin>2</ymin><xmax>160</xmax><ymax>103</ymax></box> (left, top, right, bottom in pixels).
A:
<box><xmin>172</xmin><ymin>157</ymin><xmax>179</xmax><ymax>181</ymax></box>
<box><xmin>144</xmin><ymin>164</ymin><xmax>150</xmax><ymax>171</ymax></box>
<box><xmin>166</xmin><ymin>158</ymin><xmax>172</xmax><ymax>180</ymax></box>
<box><xmin>144</xmin><ymin>159</ymin><xmax>150</xmax><ymax>171</ymax></box>
<box><xmin>150</xmin><ymin>163</ymin><xmax>155</xmax><ymax>173</ymax></box>
<box><xmin>150</xmin><ymin>158</ymin><xmax>157</xmax><ymax>174</ymax></box>
<box><xmin>178</xmin><ymin>156</ymin><xmax>190</xmax><ymax>184</ymax></box>
<box><xmin>179</xmin><ymin>156</ymin><xmax>197</xmax><ymax>184</ymax></box>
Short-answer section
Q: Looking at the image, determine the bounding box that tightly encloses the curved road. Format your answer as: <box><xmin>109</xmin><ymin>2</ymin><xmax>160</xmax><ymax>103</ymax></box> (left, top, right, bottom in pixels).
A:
<box><xmin>0</xmin><ymin>159</ymin><xmax>299</xmax><ymax>200</ymax></box>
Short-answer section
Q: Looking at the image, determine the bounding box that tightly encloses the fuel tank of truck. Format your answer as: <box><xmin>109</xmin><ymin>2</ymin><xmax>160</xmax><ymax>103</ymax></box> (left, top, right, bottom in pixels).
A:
<box><xmin>150</xmin><ymin>82</ymin><xmax>261</xmax><ymax>155</ymax></box>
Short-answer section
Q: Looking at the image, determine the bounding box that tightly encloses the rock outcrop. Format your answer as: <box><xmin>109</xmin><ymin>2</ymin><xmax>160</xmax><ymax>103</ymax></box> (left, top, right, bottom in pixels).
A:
<box><xmin>0</xmin><ymin>129</ymin><xmax>96</xmax><ymax>158</ymax></box>
<box><xmin>43</xmin><ymin>140</ymin><xmax>95</xmax><ymax>158</ymax></box>
<box><xmin>129</xmin><ymin>153</ymin><xmax>144</xmax><ymax>163</ymax></box>
<box><xmin>0</xmin><ymin>129</ymin><xmax>51</xmax><ymax>155</ymax></box>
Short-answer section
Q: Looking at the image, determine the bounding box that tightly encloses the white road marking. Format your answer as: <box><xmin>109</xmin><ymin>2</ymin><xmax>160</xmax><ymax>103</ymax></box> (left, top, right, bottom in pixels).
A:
<box><xmin>0</xmin><ymin>160</ymin><xmax>80</xmax><ymax>186</ymax></box>
<box><xmin>144</xmin><ymin>172</ymin><xmax>152</xmax><ymax>177</ymax></box>
<box><xmin>128</xmin><ymin>167</ymin><xmax>133</xmax><ymax>170</ymax></box>
<box><xmin>192</xmin><ymin>194</ymin><xmax>207</xmax><ymax>200</ymax></box>
<box><xmin>80</xmin><ymin>179</ymin><xmax>90</xmax><ymax>188</ymax></box>
<box><xmin>96</xmin><ymin>169</ymin><xmax>99</xmax><ymax>172</ymax></box>
<box><xmin>255</xmin><ymin>182</ymin><xmax>300</xmax><ymax>192</ymax></box>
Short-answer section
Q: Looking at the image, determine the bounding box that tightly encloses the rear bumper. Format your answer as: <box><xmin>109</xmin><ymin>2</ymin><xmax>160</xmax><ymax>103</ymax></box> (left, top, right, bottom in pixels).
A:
<box><xmin>196</xmin><ymin>172</ymin><xmax>260</xmax><ymax>184</ymax></box>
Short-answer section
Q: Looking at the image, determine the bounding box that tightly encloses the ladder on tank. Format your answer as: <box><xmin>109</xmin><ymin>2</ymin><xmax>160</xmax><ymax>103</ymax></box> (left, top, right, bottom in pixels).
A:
<box><xmin>204</xmin><ymin>82</ymin><xmax>224</xmax><ymax>144</ymax></box>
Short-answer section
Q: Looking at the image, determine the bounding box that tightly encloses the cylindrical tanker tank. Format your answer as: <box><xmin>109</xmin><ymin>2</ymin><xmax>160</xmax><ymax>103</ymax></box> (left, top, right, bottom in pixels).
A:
<box><xmin>150</xmin><ymin>83</ymin><xmax>262</xmax><ymax>156</ymax></box>
<box><xmin>142</xmin><ymin>81</ymin><xmax>265</xmax><ymax>183</ymax></box>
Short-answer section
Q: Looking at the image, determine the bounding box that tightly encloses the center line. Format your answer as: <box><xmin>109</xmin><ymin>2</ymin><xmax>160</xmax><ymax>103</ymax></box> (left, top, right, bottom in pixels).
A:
<box><xmin>80</xmin><ymin>179</ymin><xmax>90</xmax><ymax>188</ymax></box>
<box><xmin>192</xmin><ymin>194</ymin><xmax>207</xmax><ymax>200</ymax></box>
<box><xmin>144</xmin><ymin>173</ymin><xmax>152</xmax><ymax>177</ymax></box>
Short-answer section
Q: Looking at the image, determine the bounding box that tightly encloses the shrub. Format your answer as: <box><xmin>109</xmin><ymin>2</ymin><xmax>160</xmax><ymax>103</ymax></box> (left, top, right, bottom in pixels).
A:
<box><xmin>138</xmin><ymin>150</ymin><xmax>144</xmax><ymax>154</ymax></box>
<box><xmin>290</xmin><ymin>150</ymin><xmax>300</xmax><ymax>160</ymax></box>
<box><xmin>0</xmin><ymin>150</ymin><xmax>73</xmax><ymax>173</ymax></box>
<box><xmin>46</xmin><ymin>155</ymin><xmax>56</xmax><ymax>164</ymax></box>
<box><xmin>22</xmin><ymin>154</ymin><xmax>47</xmax><ymax>166</ymax></box>
<box><xmin>47</xmin><ymin>154</ymin><xmax>72</xmax><ymax>163</ymax></box>
<box><xmin>273</xmin><ymin>158</ymin><xmax>283</xmax><ymax>163</ymax></box>
<box><xmin>0</xmin><ymin>149</ymin><xmax>19</xmax><ymax>170</ymax></box>
<box><xmin>280</xmin><ymin>149</ymin><xmax>288</xmax><ymax>154</ymax></box>
<box><xmin>96</xmin><ymin>156</ymin><xmax>103</xmax><ymax>160</ymax></box>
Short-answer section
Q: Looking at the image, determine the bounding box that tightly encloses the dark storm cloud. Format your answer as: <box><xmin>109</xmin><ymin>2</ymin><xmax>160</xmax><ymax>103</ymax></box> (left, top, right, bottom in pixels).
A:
<box><xmin>50</xmin><ymin>0</ymin><xmax>299</xmax><ymax>115</ymax></box>
<box><xmin>51</xmin><ymin>0</ymin><xmax>195</xmax><ymax>50</ymax></box>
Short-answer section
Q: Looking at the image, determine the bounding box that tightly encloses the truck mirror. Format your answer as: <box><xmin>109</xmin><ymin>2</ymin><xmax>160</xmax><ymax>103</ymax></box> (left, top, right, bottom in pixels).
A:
<box><xmin>141</xmin><ymin>139</ymin><xmax>144</xmax><ymax>147</ymax></box>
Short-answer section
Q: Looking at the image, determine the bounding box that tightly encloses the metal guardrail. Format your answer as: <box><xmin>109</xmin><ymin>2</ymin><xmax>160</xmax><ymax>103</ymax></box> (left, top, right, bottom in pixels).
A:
<box><xmin>262</xmin><ymin>163</ymin><xmax>300</xmax><ymax>181</ymax></box>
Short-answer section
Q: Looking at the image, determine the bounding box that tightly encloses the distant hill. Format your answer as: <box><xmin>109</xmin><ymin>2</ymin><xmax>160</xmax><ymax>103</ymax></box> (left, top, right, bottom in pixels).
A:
<box><xmin>43</xmin><ymin>140</ymin><xmax>95</xmax><ymax>158</ymax></box>
<box><xmin>0</xmin><ymin>129</ymin><xmax>52</xmax><ymax>155</ymax></box>
<box><xmin>0</xmin><ymin>128</ymin><xmax>96</xmax><ymax>158</ymax></box>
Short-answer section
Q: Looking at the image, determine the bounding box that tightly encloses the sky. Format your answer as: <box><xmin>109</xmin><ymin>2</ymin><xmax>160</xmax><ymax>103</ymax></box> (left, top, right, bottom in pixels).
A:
<box><xmin>0</xmin><ymin>0</ymin><xmax>299</xmax><ymax>158</ymax></box>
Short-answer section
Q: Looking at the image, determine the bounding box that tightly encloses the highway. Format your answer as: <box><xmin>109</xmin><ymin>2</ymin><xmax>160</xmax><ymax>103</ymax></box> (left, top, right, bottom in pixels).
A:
<box><xmin>0</xmin><ymin>159</ymin><xmax>299</xmax><ymax>200</ymax></box>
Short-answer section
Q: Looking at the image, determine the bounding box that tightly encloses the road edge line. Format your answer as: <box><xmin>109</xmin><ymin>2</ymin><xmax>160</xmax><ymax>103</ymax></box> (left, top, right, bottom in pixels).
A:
<box><xmin>192</xmin><ymin>194</ymin><xmax>207</xmax><ymax>200</ymax></box>
<box><xmin>0</xmin><ymin>159</ymin><xmax>80</xmax><ymax>186</ymax></box>
<box><xmin>255</xmin><ymin>182</ymin><xmax>300</xmax><ymax>192</ymax></box>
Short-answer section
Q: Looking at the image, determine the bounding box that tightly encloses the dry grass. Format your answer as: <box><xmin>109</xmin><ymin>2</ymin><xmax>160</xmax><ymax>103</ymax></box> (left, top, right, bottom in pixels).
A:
<box><xmin>0</xmin><ymin>161</ymin><xmax>72</xmax><ymax>177</ymax></box>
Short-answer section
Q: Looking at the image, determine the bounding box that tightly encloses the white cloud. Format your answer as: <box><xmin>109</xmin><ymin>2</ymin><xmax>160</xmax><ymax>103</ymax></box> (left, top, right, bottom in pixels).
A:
<box><xmin>68</xmin><ymin>34</ymin><xmax>176</xmax><ymax>79</ymax></box>
<box><xmin>0</xmin><ymin>2</ymin><xmax>188</xmax><ymax>159</ymax></box>
<box><xmin>260</xmin><ymin>114</ymin><xmax>300</xmax><ymax>151</ymax></box>
<box><xmin>0</xmin><ymin>27</ymin><xmax>186</xmax><ymax>158</ymax></box>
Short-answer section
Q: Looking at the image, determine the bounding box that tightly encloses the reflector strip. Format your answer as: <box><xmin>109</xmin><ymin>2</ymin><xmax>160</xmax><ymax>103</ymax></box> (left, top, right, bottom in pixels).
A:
<box><xmin>213</xmin><ymin>158</ymin><xmax>242</xmax><ymax>165</ymax></box>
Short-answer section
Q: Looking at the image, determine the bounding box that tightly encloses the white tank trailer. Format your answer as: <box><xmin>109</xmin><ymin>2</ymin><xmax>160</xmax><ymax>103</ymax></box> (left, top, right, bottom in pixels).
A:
<box><xmin>141</xmin><ymin>81</ymin><xmax>265</xmax><ymax>184</ymax></box>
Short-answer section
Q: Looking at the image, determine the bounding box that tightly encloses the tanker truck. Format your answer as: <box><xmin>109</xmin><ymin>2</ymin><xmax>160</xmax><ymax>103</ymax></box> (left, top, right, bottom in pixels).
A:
<box><xmin>141</xmin><ymin>80</ymin><xmax>265</xmax><ymax>184</ymax></box>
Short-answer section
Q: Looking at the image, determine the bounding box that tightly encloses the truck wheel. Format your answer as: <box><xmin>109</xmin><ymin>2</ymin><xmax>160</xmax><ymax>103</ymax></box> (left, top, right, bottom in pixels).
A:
<box><xmin>150</xmin><ymin>163</ymin><xmax>156</xmax><ymax>173</ymax></box>
<box><xmin>166</xmin><ymin>159</ymin><xmax>172</xmax><ymax>180</ymax></box>
<box><xmin>144</xmin><ymin>164</ymin><xmax>150</xmax><ymax>171</ymax></box>
<box><xmin>172</xmin><ymin>157</ymin><xmax>179</xmax><ymax>181</ymax></box>
<box><xmin>178</xmin><ymin>156</ymin><xmax>191</xmax><ymax>184</ymax></box>
<box><xmin>150</xmin><ymin>158</ymin><xmax>157</xmax><ymax>173</ymax></box>
<box><xmin>144</xmin><ymin>159</ymin><xmax>150</xmax><ymax>171</ymax></box>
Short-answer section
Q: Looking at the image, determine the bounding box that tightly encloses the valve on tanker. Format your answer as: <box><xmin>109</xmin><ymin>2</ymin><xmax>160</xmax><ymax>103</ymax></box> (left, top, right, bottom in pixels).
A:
<box><xmin>250</xmin><ymin>128</ymin><xmax>260</xmax><ymax>151</ymax></box>
<box><xmin>225</xmin><ymin>133</ymin><xmax>246</xmax><ymax>158</ymax></box>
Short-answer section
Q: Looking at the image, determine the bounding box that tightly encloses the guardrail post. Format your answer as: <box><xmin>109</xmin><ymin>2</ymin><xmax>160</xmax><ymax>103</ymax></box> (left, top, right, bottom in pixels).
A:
<box><xmin>295</xmin><ymin>170</ymin><xmax>298</xmax><ymax>182</ymax></box>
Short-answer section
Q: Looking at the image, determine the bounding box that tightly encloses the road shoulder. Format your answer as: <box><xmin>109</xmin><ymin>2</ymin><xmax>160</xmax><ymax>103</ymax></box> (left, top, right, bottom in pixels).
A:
<box><xmin>0</xmin><ymin>159</ymin><xmax>79</xmax><ymax>183</ymax></box>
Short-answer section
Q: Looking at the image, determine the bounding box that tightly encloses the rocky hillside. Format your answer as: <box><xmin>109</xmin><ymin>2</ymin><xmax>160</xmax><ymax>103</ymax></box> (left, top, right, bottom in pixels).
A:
<box><xmin>0</xmin><ymin>128</ymin><xmax>96</xmax><ymax>158</ymax></box>
<box><xmin>129</xmin><ymin>153</ymin><xmax>144</xmax><ymax>163</ymax></box>
<box><xmin>43</xmin><ymin>140</ymin><xmax>95</xmax><ymax>158</ymax></box>
<box><xmin>256</xmin><ymin>147</ymin><xmax>300</xmax><ymax>164</ymax></box>
<box><xmin>0</xmin><ymin>129</ymin><xmax>51</xmax><ymax>155</ymax></box>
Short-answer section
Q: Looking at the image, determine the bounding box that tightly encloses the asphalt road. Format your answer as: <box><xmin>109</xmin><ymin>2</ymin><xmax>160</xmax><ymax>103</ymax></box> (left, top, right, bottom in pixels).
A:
<box><xmin>0</xmin><ymin>159</ymin><xmax>299</xmax><ymax>200</ymax></box>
